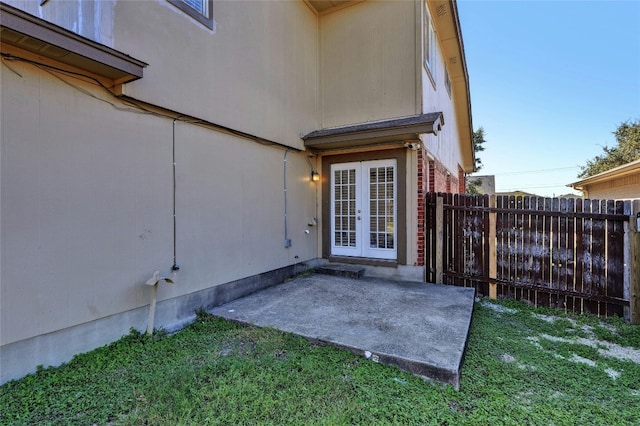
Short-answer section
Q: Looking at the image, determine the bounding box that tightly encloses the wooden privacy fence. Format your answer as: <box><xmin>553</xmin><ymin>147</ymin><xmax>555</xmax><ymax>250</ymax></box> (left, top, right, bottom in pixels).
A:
<box><xmin>424</xmin><ymin>193</ymin><xmax>640</xmax><ymax>323</ymax></box>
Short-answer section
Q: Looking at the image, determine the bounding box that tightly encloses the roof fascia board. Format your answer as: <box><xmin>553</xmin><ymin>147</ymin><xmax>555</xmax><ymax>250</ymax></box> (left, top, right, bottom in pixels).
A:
<box><xmin>569</xmin><ymin>160</ymin><xmax>640</xmax><ymax>189</ymax></box>
<box><xmin>429</xmin><ymin>0</ymin><xmax>474</xmax><ymax>172</ymax></box>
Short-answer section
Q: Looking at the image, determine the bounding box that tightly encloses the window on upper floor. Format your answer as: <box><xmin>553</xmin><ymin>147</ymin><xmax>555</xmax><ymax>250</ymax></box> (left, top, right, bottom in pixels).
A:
<box><xmin>424</xmin><ymin>4</ymin><xmax>436</xmax><ymax>87</ymax></box>
<box><xmin>444</xmin><ymin>67</ymin><xmax>452</xmax><ymax>97</ymax></box>
<box><xmin>168</xmin><ymin>0</ymin><xmax>214</xmax><ymax>29</ymax></box>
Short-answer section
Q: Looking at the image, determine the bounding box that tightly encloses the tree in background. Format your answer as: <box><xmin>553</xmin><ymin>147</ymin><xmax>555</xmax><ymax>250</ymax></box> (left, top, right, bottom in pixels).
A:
<box><xmin>473</xmin><ymin>127</ymin><xmax>486</xmax><ymax>172</ymax></box>
<box><xmin>466</xmin><ymin>177</ymin><xmax>483</xmax><ymax>194</ymax></box>
<box><xmin>466</xmin><ymin>127</ymin><xmax>486</xmax><ymax>194</ymax></box>
<box><xmin>578</xmin><ymin>119</ymin><xmax>640</xmax><ymax>178</ymax></box>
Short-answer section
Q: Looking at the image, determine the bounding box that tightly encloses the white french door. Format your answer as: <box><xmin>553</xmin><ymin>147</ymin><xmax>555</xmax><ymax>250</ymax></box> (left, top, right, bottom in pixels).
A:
<box><xmin>330</xmin><ymin>159</ymin><xmax>397</xmax><ymax>260</ymax></box>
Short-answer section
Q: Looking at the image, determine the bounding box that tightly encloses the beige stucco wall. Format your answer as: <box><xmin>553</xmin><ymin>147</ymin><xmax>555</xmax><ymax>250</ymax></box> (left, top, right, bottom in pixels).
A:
<box><xmin>319</xmin><ymin>0</ymin><xmax>419</xmax><ymax>127</ymax></box>
<box><xmin>3</xmin><ymin>0</ymin><xmax>319</xmax><ymax>148</ymax></box>
<box><xmin>1</xmin><ymin>60</ymin><xmax>318</xmax><ymax>348</ymax></box>
<box><xmin>116</xmin><ymin>0</ymin><xmax>319</xmax><ymax>149</ymax></box>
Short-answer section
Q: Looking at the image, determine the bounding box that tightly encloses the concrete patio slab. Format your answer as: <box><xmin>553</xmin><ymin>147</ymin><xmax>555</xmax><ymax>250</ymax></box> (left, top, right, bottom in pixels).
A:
<box><xmin>210</xmin><ymin>273</ymin><xmax>475</xmax><ymax>389</ymax></box>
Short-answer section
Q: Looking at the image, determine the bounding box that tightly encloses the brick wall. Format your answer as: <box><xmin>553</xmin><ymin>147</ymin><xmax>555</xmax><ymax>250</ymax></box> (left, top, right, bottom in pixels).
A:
<box><xmin>417</xmin><ymin>149</ymin><xmax>427</xmax><ymax>266</ymax></box>
<box><xmin>458</xmin><ymin>166</ymin><xmax>466</xmax><ymax>193</ymax></box>
<box><xmin>416</xmin><ymin>149</ymin><xmax>461</xmax><ymax>266</ymax></box>
<box><xmin>428</xmin><ymin>158</ymin><xmax>457</xmax><ymax>193</ymax></box>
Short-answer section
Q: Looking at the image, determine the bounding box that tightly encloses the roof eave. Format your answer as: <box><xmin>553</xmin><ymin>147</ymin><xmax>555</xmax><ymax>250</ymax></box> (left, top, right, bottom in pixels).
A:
<box><xmin>568</xmin><ymin>159</ymin><xmax>640</xmax><ymax>189</ymax></box>
<box><xmin>303</xmin><ymin>113</ymin><xmax>443</xmax><ymax>151</ymax></box>
<box><xmin>431</xmin><ymin>0</ymin><xmax>474</xmax><ymax>173</ymax></box>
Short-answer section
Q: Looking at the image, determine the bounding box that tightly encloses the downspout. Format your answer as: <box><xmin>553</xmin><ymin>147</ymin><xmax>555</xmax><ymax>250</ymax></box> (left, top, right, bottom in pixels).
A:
<box><xmin>171</xmin><ymin>118</ymin><xmax>180</xmax><ymax>271</ymax></box>
<box><xmin>283</xmin><ymin>149</ymin><xmax>291</xmax><ymax>248</ymax></box>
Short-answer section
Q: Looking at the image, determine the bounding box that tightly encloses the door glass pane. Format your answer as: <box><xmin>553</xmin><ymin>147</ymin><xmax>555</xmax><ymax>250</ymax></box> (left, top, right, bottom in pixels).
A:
<box><xmin>333</xmin><ymin>168</ymin><xmax>357</xmax><ymax>248</ymax></box>
<box><xmin>368</xmin><ymin>166</ymin><xmax>395</xmax><ymax>249</ymax></box>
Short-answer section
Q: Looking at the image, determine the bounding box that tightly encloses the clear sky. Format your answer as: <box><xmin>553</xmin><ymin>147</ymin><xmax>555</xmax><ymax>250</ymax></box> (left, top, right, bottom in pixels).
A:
<box><xmin>457</xmin><ymin>0</ymin><xmax>640</xmax><ymax>197</ymax></box>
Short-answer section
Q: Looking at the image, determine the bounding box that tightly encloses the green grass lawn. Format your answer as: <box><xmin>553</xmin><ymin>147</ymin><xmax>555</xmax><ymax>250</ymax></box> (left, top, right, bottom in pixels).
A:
<box><xmin>1</xmin><ymin>298</ymin><xmax>639</xmax><ymax>425</ymax></box>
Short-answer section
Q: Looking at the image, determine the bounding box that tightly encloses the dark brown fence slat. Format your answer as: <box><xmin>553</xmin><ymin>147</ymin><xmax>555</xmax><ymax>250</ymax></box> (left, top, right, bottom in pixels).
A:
<box><xmin>582</xmin><ymin>199</ymin><xmax>597</xmax><ymax>313</ymax></box>
<box><xmin>558</xmin><ymin>198</ymin><xmax>568</xmax><ymax>296</ymax></box>
<box><xmin>424</xmin><ymin>193</ymin><xmax>431</xmax><ymax>282</ymax></box>
<box><xmin>606</xmin><ymin>200</ymin><xmax>625</xmax><ymax>317</ymax></box>
<box><xmin>499</xmin><ymin>195</ymin><xmax>512</xmax><ymax>299</ymax></box>
<box><xmin>462</xmin><ymin>194</ymin><xmax>470</xmax><ymax>288</ymax></box>
<box><xmin>453</xmin><ymin>193</ymin><xmax>462</xmax><ymax>286</ymax></box>
<box><xmin>593</xmin><ymin>200</ymin><xmax>606</xmax><ymax>315</ymax></box>
<box><xmin>460</xmin><ymin>193</ymin><xmax>468</xmax><ymax>287</ymax></box>
<box><xmin>432</xmin><ymin>193</ymin><xmax>438</xmax><ymax>282</ymax></box>
<box><xmin>481</xmin><ymin>194</ymin><xmax>490</xmax><ymax>295</ymax></box>
<box><xmin>536</xmin><ymin>198</ymin><xmax>551</xmax><ymax>308</ymax></box>
<box><xmin>432</xmin><ymin>192</ymin><xmax>439</xmax><ymax>283</ymax></box>
<box><xmin>573</xmin><ymin>198</ymin><xmax>584</xmax><ymax>313</ymax></box>
<box><xmin>509</xmin><ymin>196</ymin><xmax>517</xmax><ymax>297</ymax></box>
<box><xmin>565</xmin><ymin>198</ymin><xmax>576</xmax><ymax>312</ymax></box>
<box><xmin>445</xmin><ymin>193</ymin><xmax>451</xmax><ymax>284</ymax></box>
<box><xmin>530</xmin><ymin>197</ymin><xmax>544</xmax><ymax>305</ymax></box>
<box><xmin>521</xmin><ymin>196</ymin><xmax>532</xmax><ymax>290</ymax></box>
<box><xmin>550</xmin><ymin>197</ymin><xmax>560</xmax><ymax>309</ymax></box>
<box><xmin>446</xmin><ymin>192</ymin><xmax>455</xmax><ymax>286</ymax></box>
<box><xmin>467</xmin><ymin>195</ymin><xmax>479</xmax><ymax>291</ymax></box>
<box><xmin>427</xmin><ymin>193</ymin><xmax>435</xmax><ymax>282</ymax></box>
<box><xmin>441</xmin><ymin>193</ymin><xmax>448</xmax><ymax>284</ymax></box>
<box><xmin>514</xmin><ymin>196</ymin><xmax>523</xmax><ymax>292</ymax></box>
<box><xmin>468</xmin><ymin>195</ymin><xmax>475</xmax><ymax>289</ymax></box>
<box><xmin>496</xmin><ymin>195</ymin><xmax>505</xmax><ymax>297</ymax></box>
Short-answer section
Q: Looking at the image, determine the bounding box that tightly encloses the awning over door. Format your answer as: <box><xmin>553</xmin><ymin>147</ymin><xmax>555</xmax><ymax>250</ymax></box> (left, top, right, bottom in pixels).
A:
<box><xmin>303</xmin><ymin>112</ymin><xmax>443</xmax><ymax>151</ymax></box>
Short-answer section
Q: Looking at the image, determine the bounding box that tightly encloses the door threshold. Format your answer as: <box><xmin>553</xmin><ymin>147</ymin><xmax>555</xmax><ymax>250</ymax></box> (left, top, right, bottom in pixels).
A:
<box><xmin>328</xmin><ymin>256</ymin><xmax>398</xmax><ymax>268</ymax></box>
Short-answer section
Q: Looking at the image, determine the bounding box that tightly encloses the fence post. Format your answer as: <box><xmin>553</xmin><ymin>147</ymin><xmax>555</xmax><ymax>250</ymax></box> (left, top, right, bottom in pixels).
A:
<box><xmin>435</xmin><ymin>195</ymin><xmax>443</xmax><ymax>284</ymax></box>
<box><xmin>631</xmin><ymin>200</ymin><xmax>640</xmax><ymax>325</ymax></box>
<box><xmin>489</xmin><ymin>195</ymin><xmax>497</xmax><ymax>299</ymax></box>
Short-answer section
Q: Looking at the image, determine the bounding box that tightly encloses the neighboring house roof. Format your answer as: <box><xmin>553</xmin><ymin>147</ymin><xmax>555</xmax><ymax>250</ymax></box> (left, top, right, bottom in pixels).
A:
<box><xmin>303</xmin><ymin>112</ymin><xmax>443</xmax><ymax>150</ymax></box>
<box><xmin>495</xmin><ymin>191</ymin><xmax>540</xmax><ymax>198</ymax></box>
<box><xmin>568</xmin><ymin>158</ymin><xmax>640</xmax><ymax>191</ymax></box>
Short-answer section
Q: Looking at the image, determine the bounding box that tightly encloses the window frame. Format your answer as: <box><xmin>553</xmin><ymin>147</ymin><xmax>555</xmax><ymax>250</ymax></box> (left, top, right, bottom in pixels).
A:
<box><xmin>423</xmin><ymin>3</ymin><xmax>436</xmax><ymax>88</ymax></box>
<box><xmin>444</xmin><ymin>67</ymin><xmax>452</xmax><ymax>97</ymax></box>
<box><xmin>168</xmin><ymin>0</ymin><xmax>214</xmax><ymax>30</ymax></box>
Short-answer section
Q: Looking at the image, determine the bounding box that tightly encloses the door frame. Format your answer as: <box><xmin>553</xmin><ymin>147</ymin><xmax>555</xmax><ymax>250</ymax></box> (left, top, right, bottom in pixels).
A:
<box><xmin>321</xmin><ymin>148</ymin><xmax>407</xmax><ymax>264</ymax></box>
<box><xmin>330</xmin><ymin>159</ymin><xmax>398</xmax><ymax>259</ymax></box>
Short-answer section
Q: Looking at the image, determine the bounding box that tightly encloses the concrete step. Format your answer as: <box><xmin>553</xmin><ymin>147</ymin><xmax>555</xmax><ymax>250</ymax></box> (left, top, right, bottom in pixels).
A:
<box><xmin>314</xmin><ymin>263</ymin><xmax>365</xmax><ymax>279</ymax></box>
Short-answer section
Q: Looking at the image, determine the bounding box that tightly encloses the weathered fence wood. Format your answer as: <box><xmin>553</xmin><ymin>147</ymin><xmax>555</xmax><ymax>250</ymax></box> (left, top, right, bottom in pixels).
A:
<box><xmin>434</xmin><ymin>195</ymin><xmax>443</xmax><ymax>284</ymax></box>
<box><xmin>425</xmin><ymin>193</ymin><xmax>635</xmax><ymax>320</ymax></box>
<box><xmin>631</xmin><ymin>200</ymin><xmax>640</xmax><ymax>324</ymax></box>
<box><xmin>489</xmin><ymin>195</ymin><xmax>497</xmax><ymax>299</ymax></box>
<box><xmin>574</xmin><ymin>198</ymin><xmax>584</xmax><ymax>313</ymax></box>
